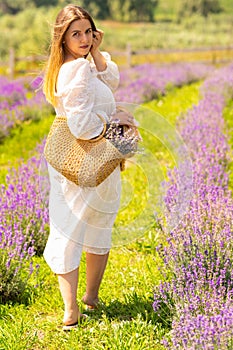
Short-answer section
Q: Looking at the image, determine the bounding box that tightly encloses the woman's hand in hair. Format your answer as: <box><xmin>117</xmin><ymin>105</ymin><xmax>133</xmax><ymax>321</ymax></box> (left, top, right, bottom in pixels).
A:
<box><xmin>90</xmin><ymin>29</ymin><xmax>107</xmax><ymax>72</ymax></box>
<box><xmin>90</xmin><ymin>29</ymin><xmax>104</xmax><ymax>56</ymax></box>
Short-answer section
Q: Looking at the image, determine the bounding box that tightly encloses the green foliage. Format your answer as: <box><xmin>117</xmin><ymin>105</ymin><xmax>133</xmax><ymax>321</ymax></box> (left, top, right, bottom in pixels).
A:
<box><xmin>223</xmin><ymin>99</ymin><xmax>233</xmax><ymax>193</ymax></box>
<box><xmin>82</xmin><ymin>0</ymin><xmax>111</xmax><ymax>19</ymax></box>
<box><xmin>107</xmin><ymin>0</ymin><xmax>158</xmax><ymax>22</ymax></box>
<box><xmin>34</xmin><ymin>0</ymin><xmax>57</xmax><ymax>6</ymax></box>
<box><xmin>0</xmin><ymin>6</ymin><xmax>232</xmax><ymax>64</ymax></box>
<box><xmin>107</xmin><ymin>0</ymin><xmax>130</xmax><ymax>22</ymax></box>
<box><xmin>0</xmin><ymin>0</ymin><xmax>33</xmax><ymax>15</ymax></box>
<box><xmin>0</xmin><ymin>251</ymin><xmax>30</xmax><ymax>304</ymax></box>
<box><xmin>0</xmin><ymin>7</ymin><xmax>52</xmax><ymax>58</ymax></box>
<box><xmin>0</xmin><ymin>0</ymin><xmax>232</xmax><ymax>20</ymax></box>
<box><xmin>128</xmin><ymin>0</ymin><xmax>158</xmax><ymax>22</ymax></box>
<box><xmin>178</xmin><ymin>0</ymin><xmax>222</xmax><ymax>19</ymax></box>
<box><xmin>59</xmin><ymin>0</ymin><xmax>159</xmax><ymax>22</ymax></box>
<box><xmin>0</xmin><ymin>0</ymin><xmax>158</xmax><ymax>20</ymax></box>
<box><xmin>0</xmin><ymin>0</ymin><xmax>57</xmax><ymax>15</ymax></box>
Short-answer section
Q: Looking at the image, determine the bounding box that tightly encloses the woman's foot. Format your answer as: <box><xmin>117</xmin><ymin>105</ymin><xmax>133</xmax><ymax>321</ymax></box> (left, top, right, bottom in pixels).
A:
<box><xmin>63</xmin><ymin>304</ymin><xmax>83</xmax><ymax>326</ymax></box>
<box><xmin>62</xmin><ymin>304</ymin><xmax>88</xmax><ymax>331</ymax></box>
<box><xmin>81</xmin><ymin>294</ymin><xmax>99</xmax><ymax>310</ymax></box>
<box><xmin>62</xmin><ymin>313</ymin><xmax>88</xmax><ymax>331</ymax></box>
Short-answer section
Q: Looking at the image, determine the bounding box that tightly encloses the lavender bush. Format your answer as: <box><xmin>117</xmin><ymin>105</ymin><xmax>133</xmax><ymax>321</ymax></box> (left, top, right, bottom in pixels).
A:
<box><xmin>0</xmin><ymin>76</ymin><xmax>27</xmax><ymax>142</ymax></box>
<box><xmin>0</xmin><ymin>144</ymin><xmax>49</xmax><ymax>303</ymax></box>
<box><xmin>1</xmin><ymin>149</ymin><xmax>49</xmax><ymax>251</ymax></box>
<box><xmin>154</xmin><ymin>63</ymin><xmax>233</xmax><ymax>349</ymax></box>
<box><xmin>0</xmin><ymin>75</ymin><xmax>52</xmax><ymax>142</ymax></box>
<box><xmin>115</xmin><ymin>62</ymin><xmax>214</xmax><ymax>103</ymax></box>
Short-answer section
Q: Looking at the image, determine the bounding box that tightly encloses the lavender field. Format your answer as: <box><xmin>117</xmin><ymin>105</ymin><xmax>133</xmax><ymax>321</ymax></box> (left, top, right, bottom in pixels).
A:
<box><xmin>0</xmin><ymin>61</ymin><xmax>233</xmax><ymax>349</ymax></box>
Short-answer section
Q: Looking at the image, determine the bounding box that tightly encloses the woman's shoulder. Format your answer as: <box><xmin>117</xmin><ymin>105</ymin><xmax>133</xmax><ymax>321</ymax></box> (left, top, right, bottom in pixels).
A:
<box><xmin>59</xmin><ymin>58</ymin><xmax>91</xmax><ymax>81</ymax></box>
<box><xmin>56</xmin><ymin>58</ymin><xmax>92</xmax><ymax>94</ymax></box>
<box><xmin>60</xmin><ymin>57</ymin><xmax>90</xmax><ymax>74</ymax></box>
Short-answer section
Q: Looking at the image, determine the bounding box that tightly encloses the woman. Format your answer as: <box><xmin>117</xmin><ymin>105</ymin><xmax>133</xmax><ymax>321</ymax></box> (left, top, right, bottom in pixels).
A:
<box><xmin>43</xmin><ymin>4</ymin><xmax>135</xmax><ymax>330</ymax></box>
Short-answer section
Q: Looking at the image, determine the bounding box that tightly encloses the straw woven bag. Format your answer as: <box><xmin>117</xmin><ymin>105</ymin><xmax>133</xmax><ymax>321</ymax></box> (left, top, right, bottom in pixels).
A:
<box><xmin>44</xmin><ymin>115</ymin><xmax>126</xmax><ymax>187</ymax></box>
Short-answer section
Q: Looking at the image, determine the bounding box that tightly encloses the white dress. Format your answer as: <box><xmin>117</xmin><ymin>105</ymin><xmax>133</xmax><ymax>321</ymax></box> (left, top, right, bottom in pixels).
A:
<box><xmin>43</xmin><ymin>52</ymin><xmax>121</xmax><ymax>274</ymax></box>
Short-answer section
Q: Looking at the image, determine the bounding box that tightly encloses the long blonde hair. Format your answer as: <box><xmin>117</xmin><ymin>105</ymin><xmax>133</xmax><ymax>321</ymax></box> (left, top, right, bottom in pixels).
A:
<box><xmin>43</xmin><ymin>4</ymin><xmax>97</xmax><ymax>106</ymax></box>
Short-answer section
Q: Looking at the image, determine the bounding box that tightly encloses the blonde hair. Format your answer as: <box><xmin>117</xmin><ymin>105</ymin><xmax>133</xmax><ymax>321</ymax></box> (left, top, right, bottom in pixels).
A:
<box><xmin>43</xmin><ymin>4</ymin><xmax>96</xmax><ymax>106</ymax></box>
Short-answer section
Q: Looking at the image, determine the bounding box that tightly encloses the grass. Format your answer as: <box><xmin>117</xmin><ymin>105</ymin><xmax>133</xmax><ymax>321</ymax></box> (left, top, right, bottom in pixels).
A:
<box><xmin>0</xmin><ymin>251</ymin><xmax>166</xmax><ymax>350</ymax></box>
<box><xmin>223</xmin><ymin>99</ymin><xmax>233</xmax><ymax>192</ymax></box>
<box><xmin>137</xmin><ymin>81</ymin><xmax>201</xmax><ymax>169</ymax></box>
<box><xmin>0</xmin><ymin>113</ymin><xmax>54</xmax><ymax>184</ymax></box>
<box><xmin>0</xmin><ymin>82</ymin><xmax>202</xmax><ymax>349</ymax></box>
<box><xmin>145</xmin><ymin>81</ymin><xmax>201</xmax><ymax>125</ymax></box>
<box><xmin>113</xmin><ymin>82</ymin><xmax>202</xmax><ymax>236</ymax></box>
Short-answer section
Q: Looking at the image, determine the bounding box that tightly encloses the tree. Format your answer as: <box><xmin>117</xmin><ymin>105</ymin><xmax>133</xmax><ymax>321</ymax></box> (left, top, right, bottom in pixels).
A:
<box><xmin>34</xmin><ymin>0</ymin><xmax>58</xmax><ymax>6</ymax></box>
<box><xmin>82</xmin><ymin>0</ymin><xmax>111</xmax><ymax>19</ymax></box>
<box><xmin>0</xmin><ymin>0</ymin><xmax>159</xmax><ymax>21</ymax></box>
<box><xmin>129</xmin><ymin>0</ymin><xmax>158</xmax><ymax>22</ymax></box>
<box><xmin>178</xmin><ymin>0</ymin><xmax>222</xmax><ymax>18</ymax></box>
<box><xmin>0</xmin><ymin>0</ymin><xmax>34</xmax><ymax>15</ymax></box>
<box><xmin>0</xmin><ymin>0</ymin><xmax>58</xmax><ymax>15</ymax></box>
<box><xmin>108</xmin><ymin>0</ymin><xmax>158</xmax><ymax>22</ymax></box>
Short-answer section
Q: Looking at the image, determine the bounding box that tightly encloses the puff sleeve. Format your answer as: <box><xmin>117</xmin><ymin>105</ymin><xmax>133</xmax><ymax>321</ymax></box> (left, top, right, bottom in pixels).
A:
<box><xmin>91</xmin><ymin>52</ymin><xmax>120</xmax><ymax>92</ymax></box>
<box><xmin>56</xmin><ymin>58</ymin><xmax>108</xmax><ymax>140</ymax></box>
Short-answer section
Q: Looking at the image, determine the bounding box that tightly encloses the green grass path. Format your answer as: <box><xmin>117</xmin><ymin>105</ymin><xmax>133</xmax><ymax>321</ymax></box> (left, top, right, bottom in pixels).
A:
<box><xmin>0</xmin><ymin>82</ymin><xmax>201</xmax><ymax>350</ymax></box>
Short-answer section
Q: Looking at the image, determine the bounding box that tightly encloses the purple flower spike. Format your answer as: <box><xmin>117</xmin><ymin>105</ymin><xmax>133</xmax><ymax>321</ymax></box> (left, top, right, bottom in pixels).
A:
<box><xmin>154</xmin><ymin>63</ymin><xmax>233</xmax><ymax>349</ymax></box>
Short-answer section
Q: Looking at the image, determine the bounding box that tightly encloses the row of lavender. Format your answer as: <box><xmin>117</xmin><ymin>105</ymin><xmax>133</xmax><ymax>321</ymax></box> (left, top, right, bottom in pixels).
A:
<box><xmin>154</xmin><ymin>64</ymin><xmax>233</xmax><ymax>348</ymax></box>
<box><xmin>0</xmin><ymin>76</ymin><xmax>48</xmax><ymax>142</ymax></box>
<box><xmin>0</xmin><ymin>62</ymin><xmax>213</xmax><ymax>141</ymax></box>
<box><xmin>0</xmin><ymin>62</ymin><xmax>214</xmax><ymax>303</ymax></box>
<box><xmin>115</xmin><ymin>62</ymin><xmax>214</xmax><ymax>103</ymax></box>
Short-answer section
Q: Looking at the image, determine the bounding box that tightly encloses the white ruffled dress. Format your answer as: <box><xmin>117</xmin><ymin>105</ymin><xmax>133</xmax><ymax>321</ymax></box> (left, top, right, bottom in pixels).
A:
<box><xmin>43</xmin><ymin>53</ymin><xmax>121</xmax><ymax>274</ymax></box>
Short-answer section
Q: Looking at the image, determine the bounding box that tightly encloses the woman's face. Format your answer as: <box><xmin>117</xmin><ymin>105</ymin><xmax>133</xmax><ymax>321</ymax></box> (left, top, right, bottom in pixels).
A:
<box><xmin>63</xmin><ymin>19</ymin><xmax>93</xmax><ymax>59</ymax></box>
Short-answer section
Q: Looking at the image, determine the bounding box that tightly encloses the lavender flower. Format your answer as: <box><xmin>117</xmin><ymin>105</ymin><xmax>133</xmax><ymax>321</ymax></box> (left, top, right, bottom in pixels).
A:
<box><xmin>105</xmin><ymin>119</ymin><xmax>141</xmax><ymax>156</ymax></box>
<box><xmin>153</xmin><ymin>63</ymin><xmax>233</xmax><ymax>348</ymax></box>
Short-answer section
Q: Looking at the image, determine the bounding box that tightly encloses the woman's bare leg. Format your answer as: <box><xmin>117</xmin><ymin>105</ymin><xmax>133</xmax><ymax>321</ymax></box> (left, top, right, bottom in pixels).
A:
<box><xmin>57</xmin><ymin>268</ymin><xmax>82</xmax><ymax>325</ymax></box>
<box><xmin>82</xmin><ymin>252</ymin><xmax>109</xmax><ymax>307</ymax></box>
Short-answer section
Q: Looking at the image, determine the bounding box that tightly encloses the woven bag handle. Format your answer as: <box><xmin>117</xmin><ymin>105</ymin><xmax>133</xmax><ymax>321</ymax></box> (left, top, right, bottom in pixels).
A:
<box><xmin>88</xmin><ymin>114</ymin><xmax>107</xmax><ymax>143</ymax></box>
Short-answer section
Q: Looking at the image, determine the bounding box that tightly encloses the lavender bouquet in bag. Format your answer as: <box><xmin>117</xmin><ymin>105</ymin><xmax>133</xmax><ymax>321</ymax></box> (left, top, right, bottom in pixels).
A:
<box><xmin>105</xmin><ymin>106</ymin><xmax>142</xmax><ymax>157</ymax></box>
